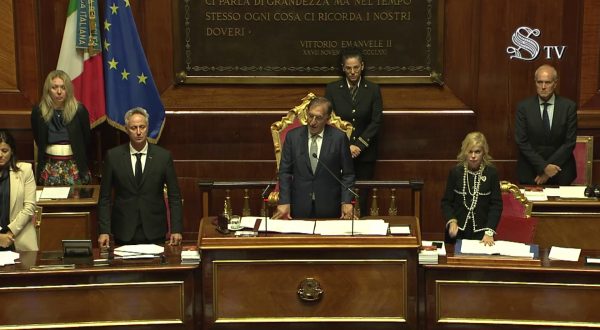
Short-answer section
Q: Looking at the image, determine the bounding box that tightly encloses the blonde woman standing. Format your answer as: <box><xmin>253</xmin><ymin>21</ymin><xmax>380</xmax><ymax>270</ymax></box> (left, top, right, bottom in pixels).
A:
<box><xmin>441</xmin><ymin>132</ymin><xmax>503</xmax><ymax>246</ymax></box>
<box><xmin>31</xmin><ymin>70</ymin><xmax>91</xmax><ymax>185</ymax></box>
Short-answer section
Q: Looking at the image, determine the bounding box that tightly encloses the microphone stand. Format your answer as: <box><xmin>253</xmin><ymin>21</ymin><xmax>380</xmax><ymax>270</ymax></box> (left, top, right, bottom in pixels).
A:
<box><xmin>311</xmin><ymin>153</ymin><xmax>359</xmax><ymax>235</ymax></box>
<box><xmin>261</xmin><ymin>181</ymin><xmax>274</xmax><ymax>237</ymax></box>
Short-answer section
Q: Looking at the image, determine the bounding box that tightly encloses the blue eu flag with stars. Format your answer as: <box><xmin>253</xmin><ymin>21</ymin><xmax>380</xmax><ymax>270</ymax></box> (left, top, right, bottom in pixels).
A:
<box><xmin>102</xmin><ymin>0</ymin><xmax>165</xmax><ymax>141</ymax></box>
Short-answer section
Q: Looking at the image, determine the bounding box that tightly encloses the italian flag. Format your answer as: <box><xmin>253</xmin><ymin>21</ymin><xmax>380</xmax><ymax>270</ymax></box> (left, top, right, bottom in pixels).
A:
<box><xmin>57</xmin><ymin>0</ymin><xmax>106</xmax><ymax>128</ymax></box>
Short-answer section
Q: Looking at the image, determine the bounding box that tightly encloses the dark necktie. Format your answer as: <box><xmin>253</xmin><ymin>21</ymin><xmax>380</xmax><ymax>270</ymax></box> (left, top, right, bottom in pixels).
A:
<box><xmin>309</xmin><ymin>135</ymin><xmax>318</xmax><ymax>174</ymax></box>
<box><xmin>350</xmin><ymin>85</ymin><xmax>358</xmax><ymax>103</ymax></box>
<box><xmin>134</xmin><ymin>153</ymin><xmax>143</xmax><ymax>185</ymax></box>
<box><xmin>542</xmin><ymin>102</ymin><xmax>551</xmax><ymax>134</ymax></box>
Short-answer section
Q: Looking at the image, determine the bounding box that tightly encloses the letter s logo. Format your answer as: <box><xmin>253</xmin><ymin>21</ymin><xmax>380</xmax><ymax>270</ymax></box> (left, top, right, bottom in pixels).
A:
<box><xmin>507</xmin><ymin>26</ymin><xmax>541</xmax><ymax>61</ymax></box>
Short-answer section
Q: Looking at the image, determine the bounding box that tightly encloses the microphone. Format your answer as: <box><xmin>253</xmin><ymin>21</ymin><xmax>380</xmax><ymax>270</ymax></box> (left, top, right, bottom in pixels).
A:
<box><xmin>261</xmin><ymin>181</ymin><xmax>274</xmax><ymax>200</ymax></box>
<box><xmin>311</xmin><ymin>153</ymin><xmax>358</xmax><ymax>235</ymax></box>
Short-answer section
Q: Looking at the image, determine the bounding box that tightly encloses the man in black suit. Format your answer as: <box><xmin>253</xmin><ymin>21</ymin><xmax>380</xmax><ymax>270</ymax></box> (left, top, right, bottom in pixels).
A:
<box><xmin>325</xmin><ymin>48</ymin><xmax>382</xmax><ymax>213</ymax></box>
<box><xmin>272</xmin><ymin>97</ymin><xmax>355</xmax><ymax>219</ymax></box>
<box><xmin>98</xmin><ymin>107</ymin><xmax>183</xmax><ymax>247</ymax></box>
<box><xmin>515</xmin><ymin>64</ymin><xmax>577</xmax><ymax>185</ymax></box>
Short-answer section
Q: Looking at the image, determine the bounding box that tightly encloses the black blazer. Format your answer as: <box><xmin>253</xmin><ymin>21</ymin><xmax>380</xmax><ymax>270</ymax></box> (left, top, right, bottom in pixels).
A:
<box><xmin>278</xmin><ymin>125</ymin><xmax>355</xmax><ymax>218</ymax></box>
<box><xmin>325</xmin><ymin>78</ymin><xmax>383</xmax><ymax>162</ymax></box>
<box><xmin>98</xmin><ymin>143</ymin><xmax>183</xmax><ymax>242</ymax></box>
<box><xmin>515</xmin><ymin>94</ymin><xmax>577</xmax><ymax>185</ymax></box>
<box><xmin>441</xmin><ymin>165</ymin><xmax>503</xmax><ymax>236</ymax></box>
<box><xmin>31</xmin><ymin>104</ymin><xmax>91</xmax><ymax>183</ymax></box>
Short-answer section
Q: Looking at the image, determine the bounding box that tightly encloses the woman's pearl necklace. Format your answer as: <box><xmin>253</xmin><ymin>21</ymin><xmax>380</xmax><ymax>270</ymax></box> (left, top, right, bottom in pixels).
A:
<box><xmin>462</xmin><ymin>164</ymin><xmax>484</xmax><ymax>230</ymax></box>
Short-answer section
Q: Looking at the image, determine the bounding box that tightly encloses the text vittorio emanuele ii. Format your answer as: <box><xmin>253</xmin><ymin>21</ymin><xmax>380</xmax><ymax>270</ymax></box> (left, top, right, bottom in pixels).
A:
<box><xmin>204</xmin><ymin>0</ymin><xmax>412</xmax><ymax>37</ymax></box>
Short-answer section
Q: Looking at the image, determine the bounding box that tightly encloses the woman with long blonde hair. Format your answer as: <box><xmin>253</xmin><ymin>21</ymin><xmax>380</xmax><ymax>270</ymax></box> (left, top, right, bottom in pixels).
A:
<box><xmin>441</xmin><ymin>132</ymin><xmax>503</xmax><ymax>246</ymax></box>
<box><xmin>31</xmin><ymin>70</ymin><xmax>91</xmax><ymax>185</ymax></box>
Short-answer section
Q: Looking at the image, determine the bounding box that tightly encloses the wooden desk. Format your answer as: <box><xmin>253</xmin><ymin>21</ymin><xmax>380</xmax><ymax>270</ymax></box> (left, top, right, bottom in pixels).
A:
<box><xmin>532</xmin><ymin>197</ymin><xmax>600</xmax><ymax>249</ymax></box>
<box><xmin>199</xmin><ymin>216</ymin><xmax>421</xmax><ymax>330</ymax></box>
<box><xmin>421</xmin><ymin>248</ymin><xmax>600</xmax><ymax>330</ymax></box>
<box><xmin>0</xmin><ymin>247</ymin><xmax>199</xmax><ymax>329</ymax></box>
<box><xmin>37</xmin><ymin>185</ymin><xmax>100</xmax><ymax>251</ymax></box>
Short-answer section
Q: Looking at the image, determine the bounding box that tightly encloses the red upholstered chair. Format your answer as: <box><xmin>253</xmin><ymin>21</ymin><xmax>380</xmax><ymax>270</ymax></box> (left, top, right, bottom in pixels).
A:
<box><xmin>573</xmin><ymin>136</ymin><xmax>594</xmax><ymax>186</ymax></box>
<box><xmin>268</xmin><ymin>93</ymin><xmax>353</xmax><ymax>204</ymax></box>
<box><xmin>495</xmin><ymin>180</ymin><xmax>537</xmax><ymax>244</ymax></box>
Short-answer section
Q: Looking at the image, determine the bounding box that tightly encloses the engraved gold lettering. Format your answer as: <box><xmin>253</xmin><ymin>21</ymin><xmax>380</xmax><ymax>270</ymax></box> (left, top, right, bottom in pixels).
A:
<box><xmin>206</xmin><ymin>27</ymin><xmax>245</xmax><ymax>37</ymax></box>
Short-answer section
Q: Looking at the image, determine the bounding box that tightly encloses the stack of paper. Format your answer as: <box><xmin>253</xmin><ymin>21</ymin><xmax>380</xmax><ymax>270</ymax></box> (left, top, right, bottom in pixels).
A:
<box><xmin>181</xmin><ymin>250</ymin><xmax>200</xmax><ymax>264</ymax></box>
<box><xmin>548</xmin><ymin>246</ymin><xmax>581</xmax><ymax>261</ymax></box>
<box><xmin>114</xmin><ymin>244</ymin><xmax>164</xmax><ymax>259</ymax></box>
<box><xmin>459</xmin><ymin>239</ymin><xmax>534</xmax><ymax>258</ymax></box>
<box><xmin>0</xmin><ymin>251</ymin><xmax>19</xmax><ymax>266</ymax></box>
<box><xmin>419</xmin><ymin>248</ymin><xmax>439</xmax><ymax>264</ymax></box>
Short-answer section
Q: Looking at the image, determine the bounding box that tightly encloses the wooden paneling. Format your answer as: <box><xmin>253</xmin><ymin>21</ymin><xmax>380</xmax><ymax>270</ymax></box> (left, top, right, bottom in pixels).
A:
<box><xmin>0</xmin><ymin>282</ymin><xmax>185</xmax><ymax>327</ymax></box>
<box><xmin>213</xmin><ymin>260</ymin><xmax>408</xmax><ymax>320</ymax></box>
<box><xmin>0</xmin><ymin>0</ymin><xmax>40</xmax><ymax>110</ymax></box>
<box><xmin>0</xmin><ymin>0</ymin><xmax>17</xmax><ymax>90</ymax></box>
<box><xmin>0</xmin><ymin>0</ymin><xmax>599</xmax><ymax>241</ymax></box>
<box><xmin>437</xmin><ymin>280</ymin><xmax>600</xmax><ymax>326</ymax></box>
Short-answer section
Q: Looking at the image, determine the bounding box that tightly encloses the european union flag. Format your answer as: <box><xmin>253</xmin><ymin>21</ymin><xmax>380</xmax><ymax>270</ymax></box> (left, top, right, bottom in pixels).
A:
<box><xmin>102</xmin><ymin>0</ymin><xmax>164</xmax><ymax>141</ymax></box>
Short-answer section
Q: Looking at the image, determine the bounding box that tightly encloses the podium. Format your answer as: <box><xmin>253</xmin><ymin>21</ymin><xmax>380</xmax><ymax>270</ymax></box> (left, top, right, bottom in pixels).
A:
<box><xmin>36</xmin><ymin>185</ymin><xmax>100</xmax><ymax>251</ymax></box>
<box><xmin>198</xmin><ymin>216</ymin><xmax>421</xmax><ymax>330</ymax></box>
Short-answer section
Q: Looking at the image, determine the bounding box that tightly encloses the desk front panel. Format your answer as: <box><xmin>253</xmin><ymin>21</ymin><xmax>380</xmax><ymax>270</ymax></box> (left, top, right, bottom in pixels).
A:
<box><xmin>214</xmin><ymin>259</ymin><xmax>407</xmax><ymax>320</ymax></box>
<box><xmin>203</xmin><ymin>249</ymin><xmax>418</xmax><ymax>330</ymax></box>
<box><xmin>533</xmin><ymin>212</ymin><xmax>600</xmax><ymax>249</ymax></box>
<box><xmin>0</xmin><ymin>252</ymin><xmax>199</xmax><ymax>330</ymax></box>
<box><xmin>424</xmin><ymin>265</ymin><xmax>600</xmax><ymax>330</ymax></box>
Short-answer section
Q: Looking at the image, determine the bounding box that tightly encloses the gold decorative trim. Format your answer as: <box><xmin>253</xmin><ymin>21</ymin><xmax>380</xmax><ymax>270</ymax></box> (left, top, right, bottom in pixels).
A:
<box><xmin>2</xmin><ymin>319</ymin><xmax>184</xmax><ymax>329</ymax></box>
<box><xmin>201</xmin><ymin>244</ymin><xmax>419</xmax><ymax>250</ymax></box>
<box><xmin>436</xmin><ymin>280</ymin><xmax>600</xmax><ymax>327</ymax></box>
<box><xmin>500</xmin><ymin>180</ymin><xmax>533</xmax><ymax>217</ymax></box>
<box><xmin>213</xmin><ymin>259</ymin><xmax>408</xmax><ymax>323</ymax></box>
<box><xmin>215</xmin><ymin>317</ymin><xmax>406</xmax><ymax>323</ymax></box>
<box><xmin>532</xmin><ymin>211</ymin><xmax>600</xmax><ymax>217</ymax></box>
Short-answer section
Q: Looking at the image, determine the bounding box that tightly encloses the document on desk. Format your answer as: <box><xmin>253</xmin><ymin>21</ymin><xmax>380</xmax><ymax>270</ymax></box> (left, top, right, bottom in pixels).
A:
<box><xmin>549</xmin><ymin>246</ymin><xmax>581</xmax><ymax>261</ymax></box>
<box><xmin>558</xmin><ymin>186</ymin><xmax>587</xmax><ymax>199</ymax></box>
<box><xmin>314</xmin><ymin>219</ymin><xmax>388</xmax><ymax>236</ymax></box>
<box><xmin>241</xmin><ymin>217</ymin><xmax>316</xmax><ymax>234</ymax></box>
<box><xmin>522</xmin><ymin>189</ymin><xmax>548</xmax><ymax>201</ymax></box>
<box><xmin>114</xmin><ymin>244</ymin><xmax>164</xmax><ymax>256</ymax></box>
<box><xmin>544</xmin><ymin>187</ymin><xmax>560</xmax><ymax>197</ymax></box>
<box><xmin>0</xmin><ymin>251</ymin><xmax>19</xmax><ymax>266</ymax></box>
<box><xmin>459</xmin><ymin>239</ymin><xmax>534</xmax><ymax>258</ymax></box>
<box><xmin>263</xmin><ymin>219</ymin><xmax>316</xmax><ymax>234</ymax></box>
<box><xmin>39</xmin><ymin>187</ymin><xmax>70</xmax><ymax>199</ymax></box>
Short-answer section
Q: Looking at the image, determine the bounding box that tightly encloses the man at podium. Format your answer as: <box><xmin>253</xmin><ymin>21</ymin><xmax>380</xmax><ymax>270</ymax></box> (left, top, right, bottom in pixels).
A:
<box><xmin>272</xmin><ymin>97</ymin><xmax>355</xmax><ymax>220</ymax></box>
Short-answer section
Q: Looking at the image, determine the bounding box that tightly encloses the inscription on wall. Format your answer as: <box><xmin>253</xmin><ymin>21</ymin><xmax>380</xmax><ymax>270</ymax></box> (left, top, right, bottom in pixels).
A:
<box><xmin>175</xmin><ymin>0</ymin><xmax>443</xmax><ymax>83</ymax></box>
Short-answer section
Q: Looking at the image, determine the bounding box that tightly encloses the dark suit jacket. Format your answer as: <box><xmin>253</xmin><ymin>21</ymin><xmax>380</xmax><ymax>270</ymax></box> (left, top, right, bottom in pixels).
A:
<box><xmin>325</xmin><ymin>78</ymin><xmax>383</xmax><ymax>162</ymax></box>
<box><xmin>515</xmin><ymin>94</ymin><xmax>577</xmax><ymax>185</ymax></box>
<box><xmin>278</xmin><ymin>125</ymin><xmax>355</xmax><ymax>218</ymax></box>
<box><xmin>98</xmin><ymin>143</ymin><xmax>183</xmax><ymax>242</ymax></box>
<box><xmin>31</xmin><ymin>104</ymin><xmax>91</xmax><ymax>183</ymax></box>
